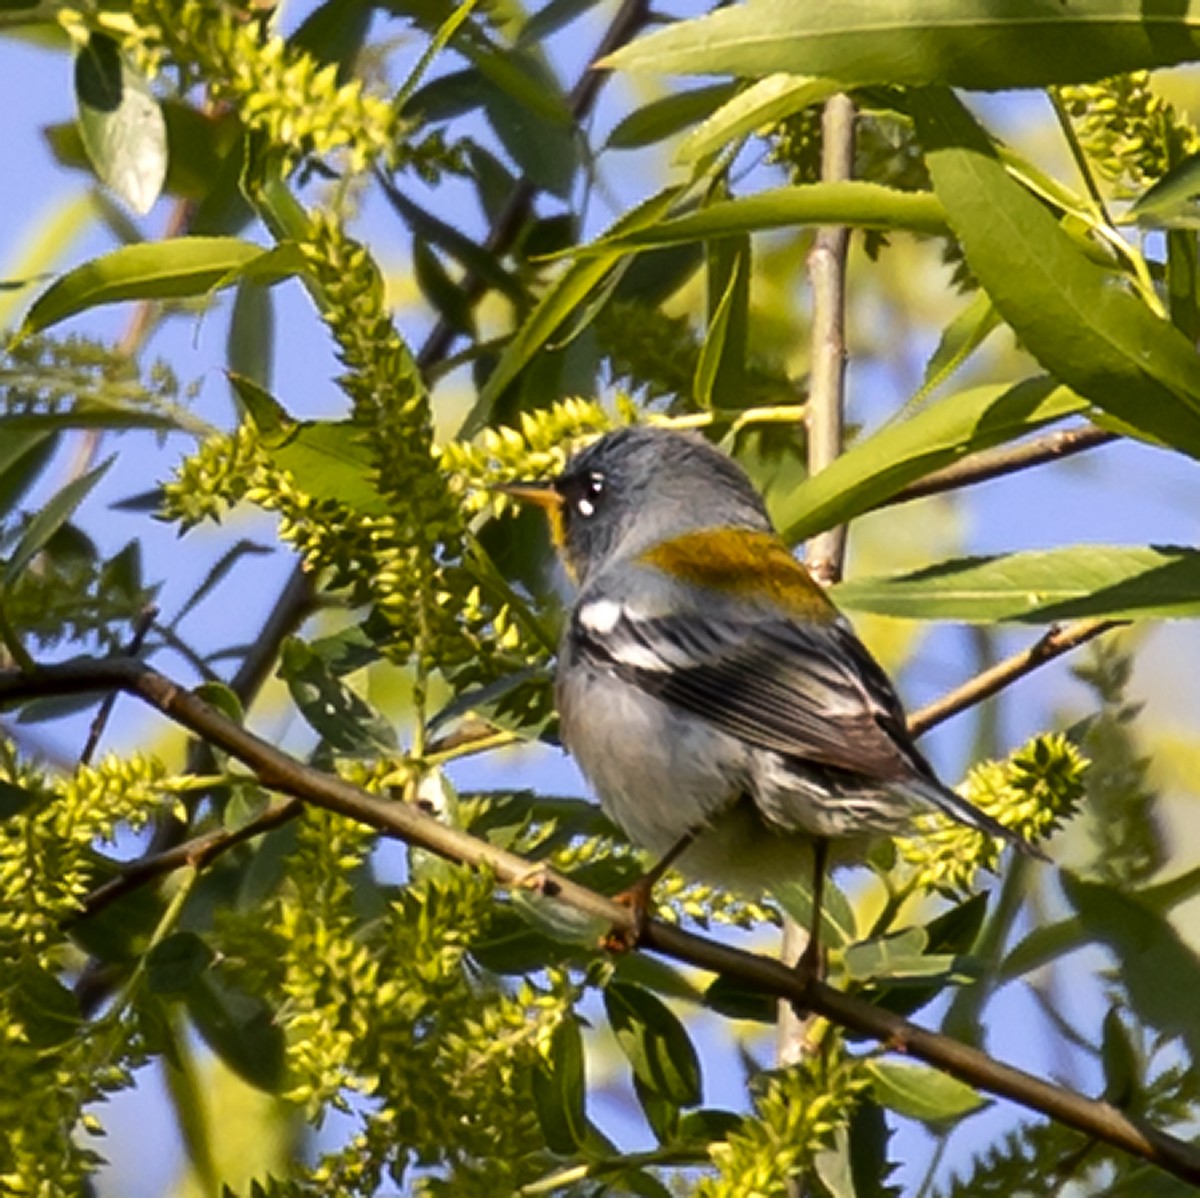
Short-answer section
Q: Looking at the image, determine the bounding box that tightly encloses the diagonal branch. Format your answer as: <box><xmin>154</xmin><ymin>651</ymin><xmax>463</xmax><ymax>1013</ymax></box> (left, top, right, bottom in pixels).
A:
<box><xmin>3</xmin><ymin>656</ymin><xmax>1200</xmax><ymax>1187</ymax></box>
<box><xmin>908</xmin><ymin>617</ymin><xmax>1123</xmax><ymax>738</ymax></box>
<box><xmin>886</xmin><ymin>423</ymin><xmax>1118</xmax><ymax>509</ymax></box>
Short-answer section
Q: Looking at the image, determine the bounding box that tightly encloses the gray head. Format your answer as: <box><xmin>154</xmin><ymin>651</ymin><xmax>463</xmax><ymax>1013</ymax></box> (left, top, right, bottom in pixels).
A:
<box><xmin>545</xmin><ymin>426</ymin><xmax>771</xmax><ymax>582</ymax></box>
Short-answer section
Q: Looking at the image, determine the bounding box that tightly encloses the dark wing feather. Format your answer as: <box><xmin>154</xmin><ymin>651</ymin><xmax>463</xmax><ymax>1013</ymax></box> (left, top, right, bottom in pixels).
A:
<box><xmin>572</xmin><ymin>606</ymin><xmax>931</xmax><ymax>785</ymax></box>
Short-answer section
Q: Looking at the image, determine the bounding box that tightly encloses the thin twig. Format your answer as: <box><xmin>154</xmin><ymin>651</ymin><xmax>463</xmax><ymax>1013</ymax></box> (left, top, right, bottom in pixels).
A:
<box><xmin>4</xmin><ymin>656</ymin><xmax>1200</xmax><ymax>1188</ymax></box>
<box><xmin>79</xmin><ymin>605</ymin><xmax>158</xmax><ymax>766</ymax></box>
<box><xmin>71</xmin><ymin>796</ymin><xmax>302</xmax><ymax>921</ymax></box>
<box><xmin>886</xmin><ymin>424</ymin><xmax>1118</xmax><ymax>509</ymax></box>
<box><xmin>908</xmin><ymin>619</ymin><xmax>1123</xmax><ymax>738</ymax></box>
<box><xmin>416</xmin><ymin>0</ymin><xmax>651</xmax><ymax>370</ymax></box>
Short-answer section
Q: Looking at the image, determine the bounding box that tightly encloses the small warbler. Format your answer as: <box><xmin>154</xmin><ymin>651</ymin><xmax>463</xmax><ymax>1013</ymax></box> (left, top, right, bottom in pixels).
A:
<box><xmin>500</xmin><ymin>426</ymin><xmax>1035</xmax><ymax>968</ymax></box>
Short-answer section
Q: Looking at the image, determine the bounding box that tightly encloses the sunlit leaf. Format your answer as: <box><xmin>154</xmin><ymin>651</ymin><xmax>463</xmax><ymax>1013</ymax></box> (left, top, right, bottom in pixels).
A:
<box><xmin>865</xmin><ymin>1059</ymin><xmax>988</xmax><ymax>1124</ymax></box>
<box><xmin>675</xmin><ymin>74</ymin><xmax>838</xmax><ymax>164</ymax></box>
<box><xmin>833</xmin><ymin>544</ymin><xmax>1200</xmax><ymax>623</ymax></box>
<box><xmin>604</xmin><ymin>2</ymin><xmax>1200</xmax><ymax>90</ymax></box>
<box><xmin>20</xmin><ymin>238</ymin><xmax>293</xmax><ymax>337</ymax></box>
<box><xmin>913</xmin><ymin>87</ymin><xmax>1200</xmax><ymax>461</ymax></box>
<box><xmin>74</xmin><ymin>32</ymin><xmax>166</xmax><ymax>214</ymax></box>
<box><xmin>776</xmin><ymin>378</ymin><xmax>1087</xmax><ymax>543</ymax></box>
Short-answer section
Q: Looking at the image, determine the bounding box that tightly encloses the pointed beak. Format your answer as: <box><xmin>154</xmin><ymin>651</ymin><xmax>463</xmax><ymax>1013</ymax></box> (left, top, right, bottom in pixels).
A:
<box><xmin>493</xmin><ymin>480</ymin><xmax>563</xmax><ymax>511</ymax></box>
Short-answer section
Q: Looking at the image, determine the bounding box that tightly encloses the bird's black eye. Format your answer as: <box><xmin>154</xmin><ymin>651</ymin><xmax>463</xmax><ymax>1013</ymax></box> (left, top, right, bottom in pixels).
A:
<box><xmin>559</xmin><ymin>470</ymin><xmax>606</xmax><ymax>520</ymax></box>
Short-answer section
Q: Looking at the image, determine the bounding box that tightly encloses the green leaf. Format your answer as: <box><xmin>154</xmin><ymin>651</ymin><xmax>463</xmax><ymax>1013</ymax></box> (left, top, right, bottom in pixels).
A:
<box><xmin>11</xmin><ymin>963</ymin><xmax>83</xmax><ymax>1049</ymax></box>
<box><xmin>911</xmin><ymin>289</ymin><xmax>1002</xmax><ymax>408</ymax></box>
<box><xmin>20</xmin><ymin>238</ymin><xmax>291</xmax><ymax>337</ymax></box>
<box><xmin>1130</xmin><ymin>148</ymin><xmax>1200</xmax><ymax>229</ymax></box>
<box><xmin>832</xmin><ymin>544</ymin><xmax>1200</xmax><ymax>623</ymax></box>
<box><xmin>694</xmin><ymin>240</ymin><xmax>747</xmax><ymax>410</ymax></box>
<box><xmin>776</xmin><ymin>378</ymin><xmax>1086</xmax><ymax>543</ymax></box>
<box><xmin>1101</xmin><ymin>1006</ymin><xmax>1140</xmax><ymax>1106</ymax></box>
<box><xmin>413</xmin><ymin>239</ymin><xmax>474</xmax><ymax>336</ymax></box>
<box><xmin>773</xmin><ymin>874</ymin><xmax>858</xmax><ymax>948</ymax></box>
<box><xmin>481</xmin><ymin>61</ymin><xmax>578</xmax><ymax>199</ymax></box>
<box><xmin>46</xmin><ymin>102</ymin><xmax>243</xmax><ymax>209</ymax></box>
<box><xmin>702</xmin><ymin>973</ymin><xmax>778</xmax><ymax>1023</ymax></box>
<box><xmin>279</xmin><ymin>637</ymin><xmax>398</xmax><ymax>755</ymax></box>
<box><xmin>604</xmin><ymin>981</ymin><xmax>703</xmax><ymax>1107</ymax></box>
<box><xmin>843</xmin><ymin>926</ymin><xmax>965</xmax><ymax>983</ymax></box>
<box><xmin>74</xmin><ymin>32</ymin><xmax>166</xmax><ymax>215</ymax></box>
<box><xmin>228</xmin><ymin>372</ymin><xmax>290</xmax><ymax>438</ymax></box>
<box><xmin>227</xmin><ymin>278</ymin><xmax>275</xmax><ymax>391</ymax></box>
<box><xmin>187</xmin><ymin>972</ymin><xmax>285</xmax><ymax>1092</ymax></box>
<box><xmin>1000</xmin><ymin>863</ymin><xmax>1200</xmax><ymax>982</ymax></box>
<box><xmin>289</xmin><ymin>0</ymin><xmax>372</xmax><ymax>78</ymax></box>
<box><xmin>146</xmin><ymin>932</ymin><xmax>214</xmax><ymax>994</ymax></box>
<box><xmin>675</xmin><ymin>74</ymin><xmax>839</xmax><ymax>165</ymax></box>
<box><xmin>0</xmin><ymin>430</ymin><xmax>57</xmax><ymax>521</ymax></box>
<box><xmin>194</xmin><ymin>682</ymin><xmax>245</xmax><ymax>726</ymax></box>
<box><xmin>266</xmin><ymin>420</ymin><xmax>390</xmax><ymax>515</ymax></box>
<box><xmin>0</xmin><ymin>779</ymin><xmax>38</xmax><ymax>820</ymax></box>
<box><xmin>2</xmin><ymin>456</ymin><xmax>113</xmax><ymax>587</ymax></box>
<box><xmin>865</xmin><ymin>1059</ymin><xmax>987</xmax><ymax>1124</ymax></box>
<box><xmin>584</xmin><ymin>183</ymin><xmax>948</xmax><ymax>255</ymax></box>
<box><xmin>912</xmin><ymin>87</ymin><xmax>1200</xmax><ymax>461</ymax></box>
<box><xmin>603</xmin><ymin>1</ymin><xmax>1200</xmax><ymax>90</ymax></box>
<box><xmin>519</xmin><ymin>0</ymin><xmax>606</xmax><ymax>46</ymax></box>
<box><xmin>606</xmin><ymin>83</ymin><xmax>739</xmax><ymax>151</ymax></box>
<box><xmin>531</xmin><ymin>1015</ymin><xmax>589</xmax><ymax>1153</ymax></box>
<box><xmin>1062</xmin><ymin>871</ymin><xmax>1200</xmax><ymax>1064</ymax></box>
<box><xmin>462</xmin><ymin>185</ymin><xmax>682</xmax><ymax>435</ymax></box>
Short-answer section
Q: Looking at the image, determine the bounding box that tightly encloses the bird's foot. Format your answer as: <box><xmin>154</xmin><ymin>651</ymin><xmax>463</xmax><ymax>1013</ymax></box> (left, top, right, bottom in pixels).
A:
<box><xmin>601</xmin><ymin>875</ymin><xmax>656</xmax><ymax>952</ymax></box>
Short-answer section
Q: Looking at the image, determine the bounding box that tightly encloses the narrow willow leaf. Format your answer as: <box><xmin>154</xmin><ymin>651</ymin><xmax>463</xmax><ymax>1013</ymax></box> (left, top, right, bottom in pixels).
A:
<box><xmin>2</xmin><ymin>456</ymin><xmax>113</xmax><ymax>587</ymax></box>
<box><xmin>1000</xmin><ymin>864</ymin><xmax>1200</xmax><ymax>981</ymax></box>
<box><xmin>833</xmin><ymin>544</ymin><xmax>1200</xmax><ymax>623</ymax></box>
<box><xmin>604</xmin><ymin>981</ymin><xmax>703</xmax><ymax>1107</ymax></box>
<box><xmin>187</xmin><ymin>973</ymin><xmax>285</xmax><ymax>1093</ymax></box>
<box><xmin>75</xmin><ymin>32</ymin><xmax>167</xmax><ymax>214</ymax></box>
<box><xmin>604</xmin><ymin>1</ymin><xmax>1200</xmax><ymax>91</ymax></box>
<box><xmin>583</xmin><ymin>183</ymin><xmax>948</xmax><ymax>256</ymax></box>
<box><xmin>227</xmin><ymin>279</ymin><xmax>274</xmax><ymax>390</ymax></box>
<box><xmin>279</xmin><ymin>638</ymin><xmax>397</xmax><ymax>755</ymax></box>
<box><xmin>675</xmin><ymin>74</ymin><xmax>839</xmax><ymax>165</ymax></box>
<box><xmin>909</xmin><ymin>290</ymin><xmax>1002</xmax><ymax>410</ymax></box>
<box><xmin>20</xmin><ymin>238</ymin><xmax>287</xmax><ymax>337</ymax></box>
<box><xmin>776</xmin><ymin>378</ymin><xmax>1086</xmax><ymax>543</ymax></box>
<box><xmin>866</xmin><ymin>1059</ymin><xmax>987</xmax><ymax>1124</ymax></box>
<box><xmin>1063</xmin><ymin>872</ymin><xmax>1200</xmax><ymax>1065</ymax></box>
<box><xmin>913</xmin><ymin>87</ymin><xmax>1200</xmax><ymax>461</ymax></box>
<box><xmin>694</xmin><ymin>245</ymin><xmax>746</xmax><ymax>410</ymax></box>
<box><xmin>1130</xmin><ymin>149</ymin><xmax>1200</xmax><ymax>229</ymax></box>
<box><xmin>606</xmin><ymin>83</ymin><xmax>739</xmax><ymax>151</ymax></box>
<box><xmin>462</xmin><ymin>186</ymin><xmax>682</xmax><ymax>435</ymax></box>
<box><xmin>531</xmin><ymin>1016</ymin><xmax>589</xmax><ymax>1153</ymax></box>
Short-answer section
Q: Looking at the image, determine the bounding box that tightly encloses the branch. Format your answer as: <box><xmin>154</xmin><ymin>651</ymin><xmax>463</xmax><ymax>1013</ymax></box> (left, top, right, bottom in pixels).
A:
<box><xmin>803</xmin><ymin>93</ymin><xmax>856</xmax><ymax>587</ymax></box>
<box><xmin>72</xmin><ymin>797</ymin><xmax>302</xmax><ymax>922</ymax></box>
<box><xmin>416</xmin><ymin>0</ymin><xmax>651</xmax><ymax>370</ymax></box>
<box><xmin>887</xmin><ymin>424</ymin><xmax>1118</xmax><ymax>509</ymax></box>
<box><xmin>907</xmin><ymin>618</ymin><xmax>1123</xmax><ymax>738</ymax></box>
<box><xmin>4</xmin><ymin>657</ymin><xmax>1200</xmax><ymax>1187</ymax></box>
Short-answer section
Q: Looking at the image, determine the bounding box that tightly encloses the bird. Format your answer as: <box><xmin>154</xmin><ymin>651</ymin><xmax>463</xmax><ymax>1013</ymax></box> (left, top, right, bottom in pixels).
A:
<box><xmin>498</xmin><ymin>425</ymin><xmax>1035</xmax><ymax>973</ymax></box>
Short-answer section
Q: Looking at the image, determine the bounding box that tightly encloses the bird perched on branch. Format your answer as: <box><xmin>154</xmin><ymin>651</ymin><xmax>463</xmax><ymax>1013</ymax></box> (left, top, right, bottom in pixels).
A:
<box><xmin>499</xmin><ymin>425</ymin><xmax>1035</xmax><ymax>973</ymax></box>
